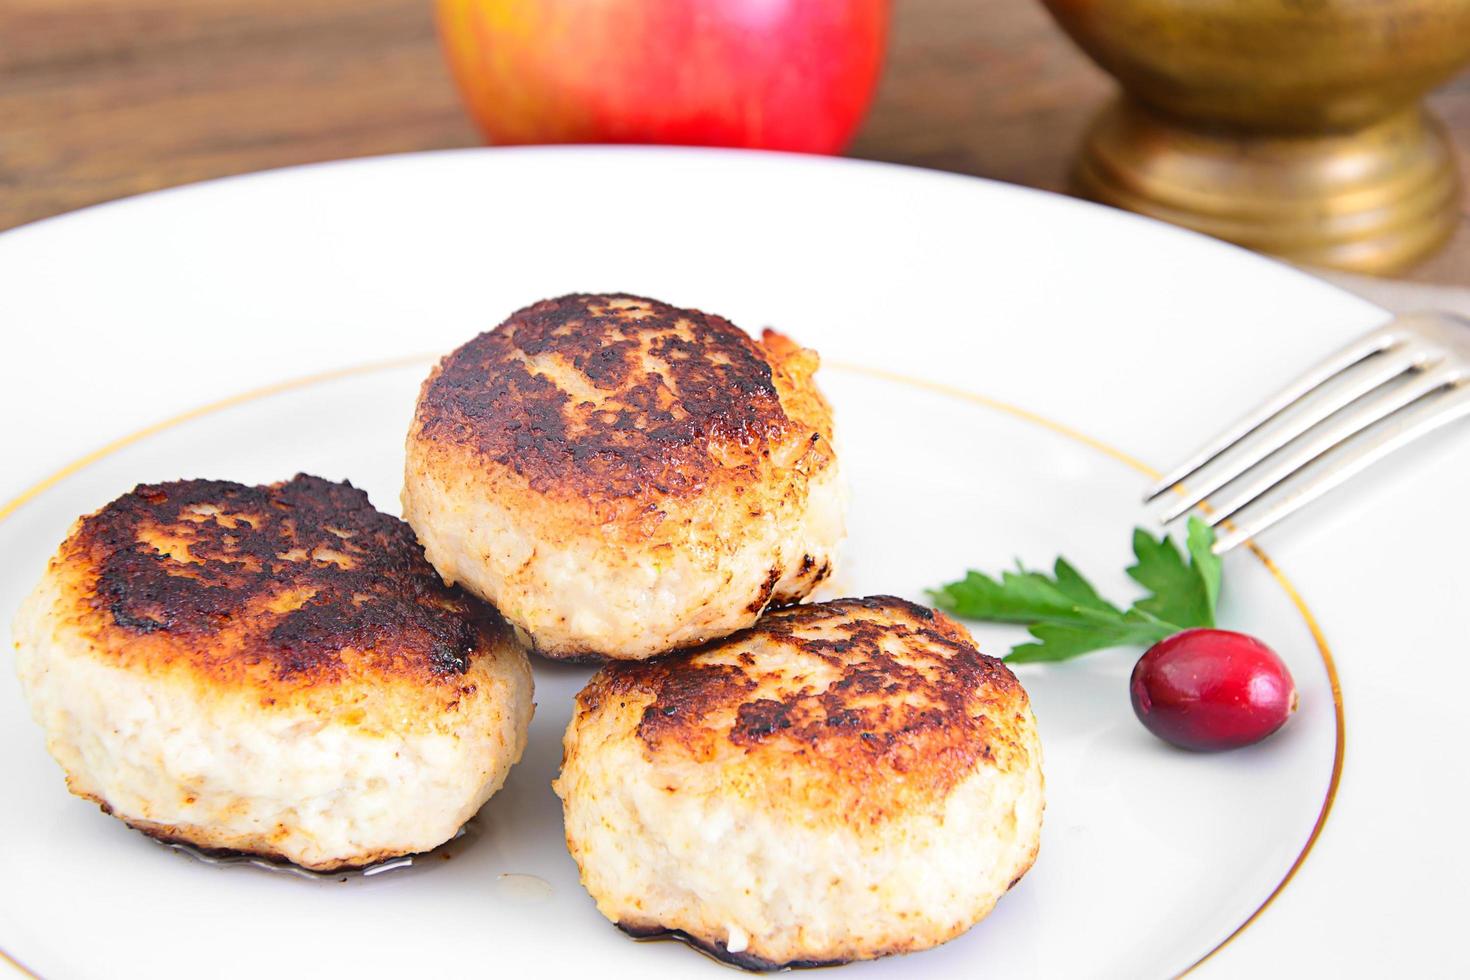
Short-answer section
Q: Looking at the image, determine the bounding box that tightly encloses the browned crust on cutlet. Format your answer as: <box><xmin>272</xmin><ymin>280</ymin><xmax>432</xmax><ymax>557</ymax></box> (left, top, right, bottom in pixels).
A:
<box><xmin>410</xmin><ymin>293</ymin><xmax>824</xmax><ymax>503</ymax></box>
<box><xmin>575</xmin><ymin>597</ymin><xmax>1029</xmax><ymax>811</ymax></box>
<box><xmin>57</xmin><ymin>475</ymin><xmax>501</xmax><ymax>691</ymax></box>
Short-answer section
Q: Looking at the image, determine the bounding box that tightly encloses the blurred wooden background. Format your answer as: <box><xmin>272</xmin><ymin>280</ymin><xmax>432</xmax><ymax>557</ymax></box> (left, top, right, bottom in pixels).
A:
<box><xmin>3</xmin><ymin>0</ymin><xmax>1468</xmax><ymax>284</ymax></box>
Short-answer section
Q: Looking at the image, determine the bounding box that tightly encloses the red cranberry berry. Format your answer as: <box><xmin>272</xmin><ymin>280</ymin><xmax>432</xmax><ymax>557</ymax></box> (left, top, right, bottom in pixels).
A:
<box><xmin>1130</xmin><ymin>628</ymin><xmax>1297</xmax><ymax>752</ymax></box>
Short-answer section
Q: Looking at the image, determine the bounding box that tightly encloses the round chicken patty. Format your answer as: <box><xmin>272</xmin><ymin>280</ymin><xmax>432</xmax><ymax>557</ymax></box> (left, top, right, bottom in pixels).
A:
<box><xmin>402</xmin><ymin>293</ymin><xmax>845</xmax><ymax>661</ymax></box>
<box><xmin>554</xmin><ymin>596</ymin><xmax>1044</xmax><ymax>969</ymax></box>
<box><xmin>12</xmin><ymin>475</ymin><xmax>533</xmax><ymax>872</ymax></box>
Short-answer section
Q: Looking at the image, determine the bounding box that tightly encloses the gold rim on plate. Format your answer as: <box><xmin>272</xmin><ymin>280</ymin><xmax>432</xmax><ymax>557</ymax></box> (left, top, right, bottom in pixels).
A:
<box><xmin>0</xmin><ymin>355</ymin><xmax>1343</xmax><ymax>980</ymax></box>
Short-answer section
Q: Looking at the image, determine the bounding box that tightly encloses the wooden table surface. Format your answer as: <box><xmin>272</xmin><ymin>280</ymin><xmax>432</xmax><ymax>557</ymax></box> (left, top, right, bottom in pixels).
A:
<box><xmin>4</xmin><ymin>0</ymin><xmax>1468</xmax><ymax>285</ymax></box>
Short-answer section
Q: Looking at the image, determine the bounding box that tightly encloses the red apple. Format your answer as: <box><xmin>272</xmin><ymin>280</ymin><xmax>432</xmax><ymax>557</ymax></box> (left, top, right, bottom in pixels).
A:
<box><xmin>435</xmin><ymin>0</ymin><xmax>890</xmax><ymax>154</ymax></box>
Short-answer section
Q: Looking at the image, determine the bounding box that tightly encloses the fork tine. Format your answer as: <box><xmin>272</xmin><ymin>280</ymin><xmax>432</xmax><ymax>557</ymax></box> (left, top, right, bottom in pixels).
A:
<box><xmin>1158</xmin><ymin>343</ymin><xmax>1436</xmax><ymax>523</ymax></box>
<box><xmin>1212</xmin><ymin>380</ymin><xmax>1470</xmax><ymax>554</ymax></box>
<box><xmin>1144</xmin><ymin>323</ymin><xmax>1405</xmax><ymax>503</ymax></box>
<box><xmin>1202</xmin><ymin>362</ymin><xmax>1462</xmax><ymax>528</ymax></box>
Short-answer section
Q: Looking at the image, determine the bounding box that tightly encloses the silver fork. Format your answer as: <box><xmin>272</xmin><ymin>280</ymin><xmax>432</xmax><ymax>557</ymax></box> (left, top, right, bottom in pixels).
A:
<box><xmin>1145</xmin><ymin>311</ymin><xmax>1470</xmax><ymax>554</ymax></box>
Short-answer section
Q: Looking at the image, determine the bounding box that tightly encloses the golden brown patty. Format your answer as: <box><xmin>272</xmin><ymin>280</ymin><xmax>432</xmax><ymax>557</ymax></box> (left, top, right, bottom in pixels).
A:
<box><xmin>403</xmin><ymin>294</ymin><xmax>845</xmax><ymax>660</ymax></box>
<box><xmin>556</xmin><ymin>596</ymin><xmax>1044</xmax><ymax>967</ymax></box>
<box><xmin>13</xmin><ymin>475</ymin><xmax>535</xmax><ymax>870</ymax></box>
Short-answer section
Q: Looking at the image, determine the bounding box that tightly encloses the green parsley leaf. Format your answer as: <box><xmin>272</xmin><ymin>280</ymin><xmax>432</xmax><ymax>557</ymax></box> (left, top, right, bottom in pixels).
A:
<box><xmin>1127</xmin><ymin>530</ymin><xmax>1205</xmax><ymax>627</ymax></box>
<box><xmin>1050</xmin><ymin>557</ymin><xmax>1120</xmax><ymax>614</ymax></box>
<box><xmin>929</xmin><ymin>559</ymin><xmax>1124</xmax><ymax>627</ymax></box>
<box><xmin>929</xmin><ymin>518</ymin><xmax>1224</xmax><ymax>664</ymax></box>
<box><xmin>1125</xmin><ymin>516</ymin><xmax>1220</xmax><ymax>629</ymax></box>
<box><xmin>1008</xmin><ymin>611</ymin><xmax>1177</xmax><ymax>664</ymax></box>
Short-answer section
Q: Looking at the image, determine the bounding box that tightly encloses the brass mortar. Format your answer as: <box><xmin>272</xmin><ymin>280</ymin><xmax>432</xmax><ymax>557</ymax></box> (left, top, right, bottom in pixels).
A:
<box><xmin>1040</xmin><ymin>0</ymin><xmax>1470</xmax><ymax>273</ymax></box>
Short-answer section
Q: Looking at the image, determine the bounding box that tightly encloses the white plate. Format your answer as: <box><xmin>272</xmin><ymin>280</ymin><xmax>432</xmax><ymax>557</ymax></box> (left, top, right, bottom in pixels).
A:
<box><xmin>0</xmin><ymin>148</ymin><xmax>1461</xmax><ymax>978</ymax></box>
